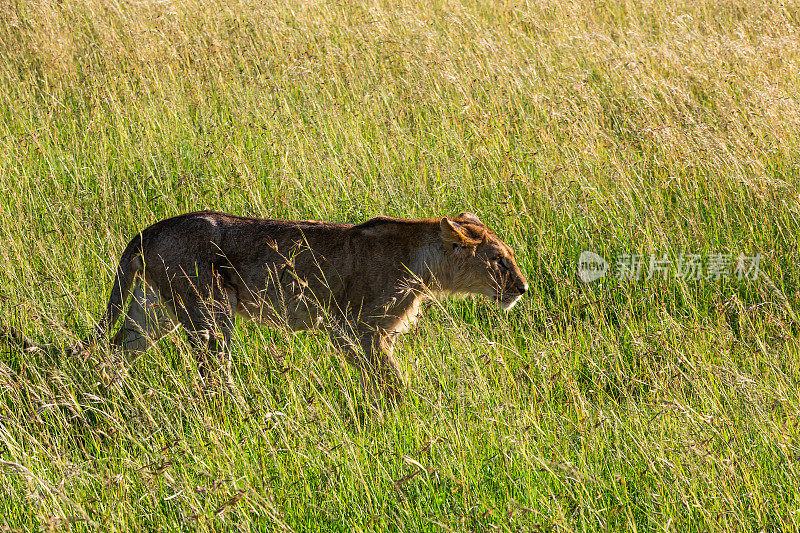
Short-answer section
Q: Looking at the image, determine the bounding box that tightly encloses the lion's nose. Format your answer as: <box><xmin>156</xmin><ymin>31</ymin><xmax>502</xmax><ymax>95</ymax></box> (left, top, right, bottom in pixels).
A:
<box><xmin>518</xmin><ymin>284</ymin><xmax>528</xmax><ymax>295</ymax></box>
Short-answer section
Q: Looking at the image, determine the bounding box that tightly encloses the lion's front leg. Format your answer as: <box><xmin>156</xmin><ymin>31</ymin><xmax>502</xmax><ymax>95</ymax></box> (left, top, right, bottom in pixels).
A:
<box><xmin>355</xmin><ymin>332</ymin><xmax>404</xmax><ymax>406</ymax></box>
<box><xmin>325</xmin><ymin>317</ymin><xmax>404</xmax><ymax>406</ymax></box>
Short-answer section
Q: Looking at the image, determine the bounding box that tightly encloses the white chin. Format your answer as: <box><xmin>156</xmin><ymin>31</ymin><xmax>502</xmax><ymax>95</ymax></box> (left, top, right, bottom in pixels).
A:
<box><xmin>498</xmin><ymin>295</ymin><xmax>522</xmax><ymax>311</ymax></box>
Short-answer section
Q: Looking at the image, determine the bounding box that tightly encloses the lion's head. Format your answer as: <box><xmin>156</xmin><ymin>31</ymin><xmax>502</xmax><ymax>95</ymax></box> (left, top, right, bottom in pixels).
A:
<box><xmin>439</xmin><ymin>212</ymin><xmax>528</xmax><ymax>311</ymax></box>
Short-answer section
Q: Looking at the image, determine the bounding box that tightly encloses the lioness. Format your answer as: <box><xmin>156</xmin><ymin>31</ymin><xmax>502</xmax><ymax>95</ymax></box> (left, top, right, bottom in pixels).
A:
<box><xmin>92</xmin><ymin>211</ymin><xmax>527</xmax><ymax>401</ymax></box>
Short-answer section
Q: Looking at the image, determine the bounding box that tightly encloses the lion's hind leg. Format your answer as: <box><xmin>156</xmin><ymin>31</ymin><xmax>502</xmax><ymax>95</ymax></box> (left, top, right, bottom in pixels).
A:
<box><xmin>168</xmin><ymin>269</ymin><xmax>242</xmax><ymax>405</ymax></box>
<box><xmin>97</xmin><ymin>281</ymin><xmax>174</xmax><ymax>389</ymax></box>
<box><xmin>111</xmin><ymin>281</ymin><xmax>175</xmax><ymax>356</ymax></box>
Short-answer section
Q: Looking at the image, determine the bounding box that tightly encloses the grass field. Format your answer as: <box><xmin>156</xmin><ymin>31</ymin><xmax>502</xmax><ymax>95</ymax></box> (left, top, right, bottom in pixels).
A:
<box><xmin>1</xmin><ymin>0</ymin><xmax>800</xmax><ymax>530</ymax></box>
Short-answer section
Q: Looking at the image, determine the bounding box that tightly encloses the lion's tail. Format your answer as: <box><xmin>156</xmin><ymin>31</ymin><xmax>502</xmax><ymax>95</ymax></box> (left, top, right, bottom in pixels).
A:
<box><xmin>0</xmin><ymin>326</ymin><xmax>49</xmax><ymax>354</ymax></box>
<box><xmin>90</xmin><ymin>235</ymin><xmax>144</xmax><ymax>345</ymax></box>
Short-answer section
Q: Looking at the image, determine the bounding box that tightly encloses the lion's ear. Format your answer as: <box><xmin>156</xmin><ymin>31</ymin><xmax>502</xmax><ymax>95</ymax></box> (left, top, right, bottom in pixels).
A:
<box><xmin>441</xmin><ymin>217</ymin><xmax>480</xmax><ymax>250</ymax></box>
<box><xmin>456</xmin><ymin>211</ymin><xmax>482</xmax><ymax>225</ymax></box>
<box><xmin>440</xmin><ymin>217</ymin><xmax>467</xmax><ymax>246</ymax></box>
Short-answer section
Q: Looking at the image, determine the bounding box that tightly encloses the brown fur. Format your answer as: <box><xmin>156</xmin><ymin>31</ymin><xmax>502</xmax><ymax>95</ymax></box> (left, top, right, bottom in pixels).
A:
<box><xmin>93</xmin><ymin>210</ymin><xmax>528</xmax><ymax>402</ymax></box>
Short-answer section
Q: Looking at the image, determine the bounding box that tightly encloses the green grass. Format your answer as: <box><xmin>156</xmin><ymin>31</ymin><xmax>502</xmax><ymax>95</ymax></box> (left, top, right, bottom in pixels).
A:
<box><xmin>1</xmin><ymin>0</ymin><xmax>800</xmax><ymax>530</ymax></box>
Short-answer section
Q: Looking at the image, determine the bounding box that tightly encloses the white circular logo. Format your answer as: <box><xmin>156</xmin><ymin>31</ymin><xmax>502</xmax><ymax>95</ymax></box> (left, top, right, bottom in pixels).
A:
<box><xmin>578</xmin><ymin>251</ymin><xmax>608</xmax><ymax>283</ymax></box>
